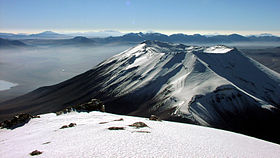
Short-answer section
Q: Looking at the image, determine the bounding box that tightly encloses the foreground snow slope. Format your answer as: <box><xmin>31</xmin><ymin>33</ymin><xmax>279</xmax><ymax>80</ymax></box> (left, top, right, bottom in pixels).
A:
<box><xmin>0</xmin><ymin>111</ymin><xmax>279</xmax><ymax>158</ymax></box>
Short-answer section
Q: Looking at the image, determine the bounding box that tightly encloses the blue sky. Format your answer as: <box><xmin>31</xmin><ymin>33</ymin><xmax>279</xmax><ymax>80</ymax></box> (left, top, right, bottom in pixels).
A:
<box><xmin>0</xmin><ymin>0</ymin><xmax>279</xmax><ymax>35</ymax></box>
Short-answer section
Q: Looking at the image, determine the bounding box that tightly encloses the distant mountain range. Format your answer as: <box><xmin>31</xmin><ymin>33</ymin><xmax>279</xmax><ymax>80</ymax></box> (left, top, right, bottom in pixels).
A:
<box><xmin>0</xmin><ymin>36</ymin><xmax>97</xmax><ymax>48</ymax></box>
<box><xmin>97</xmin><ymin>32</ymin><xmax>280</xmax><ymax>43</ymax></box>
<box><xmin>0</xmin><ymin>38</ymin><xmax>27</xmax><ymax>48</ymax></box>
<box><xmin>0</xmin><ymin>31</ymin><xmax>71</xmax><ymax>39</ymax></box>
<box><xmin>0</xmin><ymin>31</ymin><xmax>280</xmax><ymax>44</ymax></box>
<box><xmin>67</xmin><ymin>30</ymin><xmax>124</xmax><ymax>38</ymax></box>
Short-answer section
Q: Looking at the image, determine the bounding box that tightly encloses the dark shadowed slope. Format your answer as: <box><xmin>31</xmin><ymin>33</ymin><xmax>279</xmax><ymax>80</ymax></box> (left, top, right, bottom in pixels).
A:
<box><xmin>241</xmin><ymin>47</ymin><xmax>280</xmax><ymax>73</ymax></box>
<box><xmin>0</xmin><ymin>38</ymin><xmax>27</xmax><ymax>48</ymax></box>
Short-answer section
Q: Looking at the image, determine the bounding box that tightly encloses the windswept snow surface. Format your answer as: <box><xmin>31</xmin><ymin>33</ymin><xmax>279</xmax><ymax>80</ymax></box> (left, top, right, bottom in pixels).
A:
<box><xmin>0</xmin><ymin>111</ymin><xmax>279</xmax><ymax>158</ymax></box>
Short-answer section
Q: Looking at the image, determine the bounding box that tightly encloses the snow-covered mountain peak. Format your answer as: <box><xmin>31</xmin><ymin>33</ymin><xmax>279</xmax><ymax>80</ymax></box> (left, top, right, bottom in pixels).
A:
<box><xmin>139</xmin><ymin>41</ymin><xmax>234</xmax><ymax>55</ymax></box>
<box><xmin>97</xmin><ymin>41</ymin><xmax>280</xmax><ymax>124</ymax></box>
<box><xmin>140</xmin><ymin>40</ymin><xmax>188</xmax><ymax>53</ymax></box>
<box><xmin>204</xmin><ymin>45</ymin><xmax>233</xmax><ymax>54</ymax></box>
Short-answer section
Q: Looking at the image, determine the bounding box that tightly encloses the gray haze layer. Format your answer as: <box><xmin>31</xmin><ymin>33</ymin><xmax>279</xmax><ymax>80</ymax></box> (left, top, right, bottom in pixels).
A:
<box><xmin>0</xmin><ymin>44</ymin><xmax>133</xmax><ymax>102</ymax></box>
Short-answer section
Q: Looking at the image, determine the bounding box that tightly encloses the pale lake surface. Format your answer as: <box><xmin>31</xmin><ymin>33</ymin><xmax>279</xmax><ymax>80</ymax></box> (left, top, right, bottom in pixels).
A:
<box><xmin>0</xmin><ymin>80</ymin><xmax>18</xmax><ymax>91</ymax></box>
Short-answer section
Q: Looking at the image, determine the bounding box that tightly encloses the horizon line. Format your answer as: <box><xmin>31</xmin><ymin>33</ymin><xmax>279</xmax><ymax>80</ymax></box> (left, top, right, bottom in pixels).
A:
<box><xmin>0</xmin><ymin>29</ymin><xmax>280</xmax><ymax>36</ymax></box>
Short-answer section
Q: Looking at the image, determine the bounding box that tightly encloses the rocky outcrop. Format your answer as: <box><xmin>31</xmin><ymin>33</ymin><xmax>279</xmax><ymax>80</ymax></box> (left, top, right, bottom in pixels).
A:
<box><xmin>56</xmin><ymin>99</ymin><xmax>105</xmax><ymax>115</ymax></box>
<box><xmin>60</xmin><ymin>123</ymin><xmax>76</xmax><ymax>129</ymax></box>
<box><xmin>30</xmin><ymin>150</ymin><xmax>43</xmax><ymax>156</ymax></box>
<box><xmin>129</xmin><ymin>122</ymin><xmax>149</xmax><ymax>128</ymax></box>
<box><xmin>0</xmin><ymin>113</ymin><xmax>39</xmax><ymax>129</ymax></box>
<box><xmin>108</xmin><ymin>127</ymin><xmax>125</xmax><ymax>130</ymax></box>
<box><xmin>149</xmin><ymin>115</ymin><xmax>160</xmax><ymax>121</ymax></box>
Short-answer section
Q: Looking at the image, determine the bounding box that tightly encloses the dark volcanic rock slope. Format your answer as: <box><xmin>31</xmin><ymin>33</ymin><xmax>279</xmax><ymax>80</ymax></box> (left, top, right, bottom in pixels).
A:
<box><xmin>1</xmin><ymin>41</ymin><xmax>280</xmax><ymax>143</ymax></box>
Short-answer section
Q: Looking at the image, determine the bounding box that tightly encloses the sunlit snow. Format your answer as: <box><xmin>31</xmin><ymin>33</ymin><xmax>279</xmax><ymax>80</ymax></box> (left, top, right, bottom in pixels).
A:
<box><xmin>204</xmin><ymin>45</ymin><xmax>233</xmax><ymax>53</ymax></box>
<box><xmin>0</xmin><ymin>111</ymin><xmax>279</xmax><ymax>158</ymax></box>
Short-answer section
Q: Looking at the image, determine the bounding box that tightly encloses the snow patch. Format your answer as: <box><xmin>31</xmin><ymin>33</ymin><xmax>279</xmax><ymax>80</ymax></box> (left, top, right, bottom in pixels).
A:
<box><xmin>204</xmin><ymin>45</ymin><xmax>233</xmax><ymax>54</ymax></box>
<box><xmin>0</xmin><ymin>80</ymin><xmax>18</xmax><ymax>91</ymax></box>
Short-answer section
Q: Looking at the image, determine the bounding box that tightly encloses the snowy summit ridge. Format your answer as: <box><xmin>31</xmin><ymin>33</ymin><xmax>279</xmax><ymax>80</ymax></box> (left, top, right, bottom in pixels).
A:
<box><xmin>97</xmin><ymin>41</ymin><xmax>280</xmax><ymax>120</ymax></box>
<box><xmin>1</xmin><ymin>40</ymin><xmax>280</xmax><ymax>143</ymax></box>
